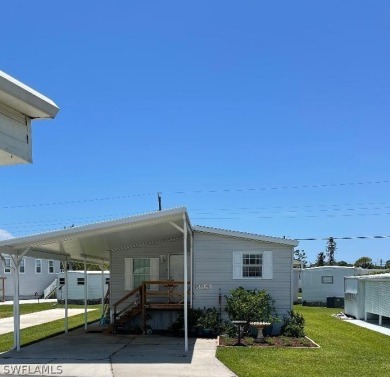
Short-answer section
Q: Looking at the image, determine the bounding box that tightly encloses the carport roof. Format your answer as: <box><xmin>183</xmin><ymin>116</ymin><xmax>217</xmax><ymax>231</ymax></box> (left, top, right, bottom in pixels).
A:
<box><xmin>0</xmin><ymin>207</ymin><xmax>190</xmax><ymax>262</ymax></box>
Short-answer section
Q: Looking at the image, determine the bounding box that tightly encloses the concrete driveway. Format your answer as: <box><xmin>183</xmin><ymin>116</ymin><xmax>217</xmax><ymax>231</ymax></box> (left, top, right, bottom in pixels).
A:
<box><xmin>0</xmin><ymin>328</ymin><xmax>236</xmax><ymax>377</ymax></box>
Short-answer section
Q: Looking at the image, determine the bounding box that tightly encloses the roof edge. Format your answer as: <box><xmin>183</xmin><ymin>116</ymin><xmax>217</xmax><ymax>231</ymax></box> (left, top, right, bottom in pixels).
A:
<box><xmin>193</xmin><ymin>225</ymin><xmax>298</xmax><ymax>246</ymax></box>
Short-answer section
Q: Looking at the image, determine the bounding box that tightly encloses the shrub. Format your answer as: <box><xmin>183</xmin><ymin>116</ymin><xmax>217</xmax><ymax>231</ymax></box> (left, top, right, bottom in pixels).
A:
<box><xmin>225</xmin><ymin>287</ymin><xmax>278</xmax><ymax>334</ymax></box>
<box><xmin>280</xmin><ymin>310</ymin><xmax>305</xmax><ymax>338</ymax></box>
<box><xmin>197</xmin><ymin>307</ymin><xmax>221</xmax><ymax>334</ymax></box>
<box><xmin>168</xmin><ymin>308</ymin><xmax>203</xmax><ymax>334</ymax></box>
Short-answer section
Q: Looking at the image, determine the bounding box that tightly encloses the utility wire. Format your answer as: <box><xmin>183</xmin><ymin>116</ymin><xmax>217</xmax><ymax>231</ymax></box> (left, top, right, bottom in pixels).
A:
<box><xmin>1</xmin><ymin>179</ymin><xmax>389</xmax><ymax>210</ymax></box>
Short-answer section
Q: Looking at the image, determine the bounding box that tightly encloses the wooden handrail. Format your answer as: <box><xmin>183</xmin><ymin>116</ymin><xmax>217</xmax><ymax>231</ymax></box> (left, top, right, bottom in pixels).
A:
<box><xmin>113</xmin><ymin>286</ymin><xmax>141</xmax><ymax>310</ymax></box>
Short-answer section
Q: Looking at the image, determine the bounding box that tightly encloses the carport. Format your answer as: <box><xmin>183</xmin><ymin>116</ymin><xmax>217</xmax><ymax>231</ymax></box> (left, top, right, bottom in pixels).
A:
<box><xmin>0</xmin><ymin>207</ymin><xmax>192</xmax><ymax>353</ymax></box>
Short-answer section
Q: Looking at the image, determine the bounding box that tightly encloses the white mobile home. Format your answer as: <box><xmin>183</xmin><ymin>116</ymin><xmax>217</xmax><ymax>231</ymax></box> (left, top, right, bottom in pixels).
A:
<box><xmin>0</xmin><ymin>207</ymin><xmax>298</xmax><ymax>352</ymax></box>
<box><xmin>0</xmin><ymin>255</ymin><xmax>60</xmax><ymax>300</ymax></box>
<box><xmin>302</xmin><ymin>266</ymin><xmax>369</xmax><ymax>305</ymax></box>
<box><xmin>56</xmin><ymin>270</ymin><xmax>109</xmax><ymax>304</ymax></box>
<box><xmin>0</xmin><ymin>70</ymin><xmax>59</xmax><ymax>166</ymax></box>
<box><xmin>345</xmin><ymin>273</ymin><xmax>390</xmax><ymax>323</ymax></box>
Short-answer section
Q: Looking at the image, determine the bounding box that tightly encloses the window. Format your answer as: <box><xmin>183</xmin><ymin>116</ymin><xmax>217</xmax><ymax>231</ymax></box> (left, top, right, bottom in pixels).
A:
<box><xmin>4</xmin><ymin>257</ymin><xmax>11</xmax><ymax>274</ymax></box>
<box><xmin>322</xmin><ymin>276</ymin><xmax>333</xmax><ymax>284</ymax></box>
<box><xmin>19</xmin><ymin>258</ymin><xmax>25</xmax><ymax>274</ymax></box>
<box><xmin>125</xmin><ymin>258</ymin><xmax>159</xmax><ymax>290</ymax></box>
<box><xmin>35</xmin><ymin>259</ymin><xmax>42</xmax><ymax>274</ymax></box>
<box><xmin>105</xmin><ymin>278</ymin><xmax>110</xmax><ymax>285</ymax></box>
<box><xmin>59</xmin><ymin>277</ymin><xmax>66</xmax><ymax>285</ymax></box>
<box><xmin>77</xmin><ymin>278</ymin><xmax>85</xmax><ymax>285</ymax></box>
<box><xmin>242</xmin><ymin>253</ymin><xmax>263</xmax><ymax>277</ymax></box>
<box><xmin>48</xmin><ymin>260</ymin><xmax>55</xmax><ymax>274</ymax></box>
<box><xmin>233</xmin><ymin>251</ymin><xmax>273</xmax><ymax>280</ymax></box>
<box><xmin>133</xmin><ymin>258</ymin><xmax>151</xmax><ymax>288</ymax></box>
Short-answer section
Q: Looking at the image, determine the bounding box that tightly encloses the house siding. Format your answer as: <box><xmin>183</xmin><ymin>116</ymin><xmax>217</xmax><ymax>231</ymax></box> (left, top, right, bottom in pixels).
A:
<box><xmin>0</xmin><ymin>256</ymin><xmax>60</xmax><ymax>300</ymax></box>
<box><xmin>192</xmin><ymin>232</ymin><xmax>293</xmax><ymax>319</ymax></box>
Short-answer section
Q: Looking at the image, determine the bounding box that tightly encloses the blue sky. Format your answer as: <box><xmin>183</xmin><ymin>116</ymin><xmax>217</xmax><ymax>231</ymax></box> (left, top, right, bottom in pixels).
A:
<box><xmin>1</xmin><ymin>1</ymin><xmax>389</xmax><ymax>265</ymax></box>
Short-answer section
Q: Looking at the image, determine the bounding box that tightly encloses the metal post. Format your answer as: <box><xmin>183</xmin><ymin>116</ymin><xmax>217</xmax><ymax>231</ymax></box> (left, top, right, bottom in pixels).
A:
<box><xmin>11</xmin><ymin>255</ymin><xmax>21</xmax><ymax>351</ymax></box>
<box><xmin>84</xmin><ymin>257</ymin><xmax>88</xmax><ymax>331</ymax></box>
<box><xmin>64</xmin><ymin>259</ymin><xmax>69</xmax><ymax>333</ymax></box>
<box><xmin>183</xmin><ymin>214</ymin><xmax>188</xmax><ymax>353</ymax></box>
<box><xmin>189</xmin><ymin>228</ymin><xmax>193</xmax><ymax>308</ymax></box>
<box><xmin>101</xmin><ymin>261</ymin><xmax>105</xmax><ymax>317</ymax></box>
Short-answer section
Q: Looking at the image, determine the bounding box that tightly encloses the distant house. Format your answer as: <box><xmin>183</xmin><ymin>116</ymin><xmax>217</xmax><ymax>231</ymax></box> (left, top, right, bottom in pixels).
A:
<box><xmin>0</xmin><ymin>255</ymin><xmax>60</xmax><ymax>300</ymax></box>
<box><xmin>56</xmin><ymin>270</ymin><xmax>109</xmax><ymax>304</ymax></box>
<box><xmin>302</xmin><ymin>266</ymin><xmax>370</xmax><ymax>305</ymax></box>
<box><xmin>345</xmin><ymin>272</ymin><xmax>390</xmax><ymax>323</ymax></box>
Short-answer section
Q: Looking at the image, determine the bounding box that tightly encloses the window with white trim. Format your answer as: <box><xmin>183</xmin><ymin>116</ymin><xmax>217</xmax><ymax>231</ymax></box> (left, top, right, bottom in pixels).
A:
<box><xmin>48</xmin><ymin>260</ymin><xmax>55</xmax><ymax>274</ymax></box>
<box><xmin>105</xmin><ymin>278</ymin><xmax>110</xmax><ymax>285</ymax></box>
<box><xmin>4</xmin><ymin>257</ymin><xmax>11</xmax><ymax>274</ymax></box>
<box><xmin>35</xmin><ymin>259</ymin><xmax>42</xmax><ymax>274</ymax></box>
<box><xmin>233</xmin><ymin>251</ymin><xmax>273</xmax><ymax>280</ymax></box>
<box><xmin>124</xmin><ymin>257</ymin><xmax>159</xmax><ymax>290</ymax></box>
<box><xmin>19</xmin><ymin>258</ymin><xmax>25</xmax><ymax>274</ymax></box>
<box><xmin>77</xmin><ymin>278</ymin><xmax>85</xmax><ymax>285</ymax></box>
<box><xmin>322</xmin><ymin>276</ymin><xmax>333</xmax><ymax>284</ymax></box>
<box><xmin>242</xmin><ymin>253</ymin><xmax>263</xmax><ymax>277</ymax></box>
<box><xmin>59</xmin><ymin>277</ymin><xmax>66</xmax><ymax>285</ymax></box>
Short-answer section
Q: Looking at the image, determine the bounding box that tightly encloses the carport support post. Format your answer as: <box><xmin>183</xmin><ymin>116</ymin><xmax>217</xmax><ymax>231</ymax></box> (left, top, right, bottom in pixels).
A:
<box><xmin>183</xmin><ymin>214</ymin><xmax>188</xmax><ymax>353</ymax></box>
<box><xmin>64</xmin><ymin>258</ymin><xmax>69</xmax><ymax>333</ymax></box>
<box><xmin>101</xmin><ymin>261</ymin><xmax>105</xmax><ymax>317</ymax></box>
<box><xmin>11</xmin><ymin>252</ymin><xmax>28</xmax><ymax>352</ymax></box>
<box><xmin>84</xmin><ymin>257</ymin><xmax>88</xmax><ymax>331</ymax></box>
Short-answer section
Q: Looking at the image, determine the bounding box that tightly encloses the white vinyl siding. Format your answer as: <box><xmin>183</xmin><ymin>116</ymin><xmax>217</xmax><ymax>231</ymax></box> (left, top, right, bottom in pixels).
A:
<box><xmin>4</xmin><ymin>257</ymin><xmax>11</xmax><ymax>274</ymax></box>
<box><xmin>35</xmin><ymin>259</ymin><xmax>42</xmax><ymax>274</ymax></box>
<box><xmin>124</xmin><ymin>257</ymin><xmax>159</xmax><ymax>290</ymax></box>
<box><xmin>233</xmin><ymin>251</ymin><xmax>273</xmax><ymax>280</ymax></box>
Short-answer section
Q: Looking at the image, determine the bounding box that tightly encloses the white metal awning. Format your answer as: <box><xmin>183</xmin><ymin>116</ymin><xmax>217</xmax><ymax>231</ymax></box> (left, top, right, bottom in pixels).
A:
<box><xmin>0</xmin><ymin>207</ymin><xmax>191</xmax><ymax>263</ymax></box>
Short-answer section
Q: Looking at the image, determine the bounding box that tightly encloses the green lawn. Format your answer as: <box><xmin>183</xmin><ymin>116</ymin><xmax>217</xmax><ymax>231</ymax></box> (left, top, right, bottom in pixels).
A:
<box><xmin>0</xmin><ymin>304</ymin><xmax>101</xmax><ymax>352</ymax></box>
<box><xmin>217</xmin><ymin>306</ymin><xmax>390</xmax><ymax>377</ymax></box>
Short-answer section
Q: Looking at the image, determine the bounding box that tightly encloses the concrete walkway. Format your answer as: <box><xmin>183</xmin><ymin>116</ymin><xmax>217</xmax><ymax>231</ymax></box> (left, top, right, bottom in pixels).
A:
<box><xmin>0</xmin><ymin>330</ymin><xmax>236</xmax><ymax>377</ymax></box>
<box><xmin>0</xmin><ymin>309</ymin><xmax>93</xmax><ymax>335</ymax></box>
<box><xmin>0</xmin><ymin>299</ymin><xmax>57</xmax><ymax>305</ymax></box>
<box><xmin>344</xmin><ymin>318</ymin><xmax>390</xmax><ymax>336</ymax></box>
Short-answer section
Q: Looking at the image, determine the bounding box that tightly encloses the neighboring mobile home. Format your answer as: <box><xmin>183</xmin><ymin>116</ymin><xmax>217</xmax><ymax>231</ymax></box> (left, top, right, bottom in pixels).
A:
<box><xmin>56</xmin><ymin>270</ymin><xmax>109</xmax><ymax>304</ymax></box>
<box><xmin>302</xmin><ymin>266</ymin><xmax>370</xmax><ymax>305</ymax></box>
<box><xmin>345</xmin><ymin>273</ymin><xmax>390</xmax><ymax>323</ymax></box>
<box><xmin>0</xmin><ymin>255</ymin><xmax>60</xmax><ymax>300</ymax></box>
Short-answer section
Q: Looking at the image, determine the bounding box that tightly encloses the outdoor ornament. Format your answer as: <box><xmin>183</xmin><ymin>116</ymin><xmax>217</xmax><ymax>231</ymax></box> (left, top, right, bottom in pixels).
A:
<box><xmin>250</xmin><ymin>321</ymin><xmax>271</xmax><ymax>343</ymax></box>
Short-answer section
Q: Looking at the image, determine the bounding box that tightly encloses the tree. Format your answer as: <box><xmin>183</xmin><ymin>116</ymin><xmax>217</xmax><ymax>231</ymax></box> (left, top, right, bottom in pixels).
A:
<box><xmin>354</xmin><ymin>256</ymin><xmax>374</xmax><ymax>269</ymax></box>
<box><xmin>294</xmin><ymin>249</ymin><xmax>308</xmax><ymax>267</ymax></box>
<box><xmin>326</xmin><ymin>237</ymin><xmax>337</xmax><ymax>265</ymax></box>
<box><xmin>336</xmin><ymin>260</ymin><xmax>350</xmax><ymax>266</ymax></box>
<box><xmin>315</xmin><ymin>252</ymin><xmax>326</xmax><ymax>266</ymax></box>
<box><xmin>385</xmin><ymin>260</ymin><xmax>390</xmax><ymax>269</ymax></box>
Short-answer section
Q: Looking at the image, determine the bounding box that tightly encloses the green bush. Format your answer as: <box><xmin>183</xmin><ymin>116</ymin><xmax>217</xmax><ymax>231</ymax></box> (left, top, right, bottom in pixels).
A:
<box><xmin>280</xmin><ymin>310</ymin><xmax>305</xmax><ymax>338</ymax></box>
<box><xmin>168</xmin><ymin>308</ymin><xmax>203</xmax><ymax>334</ymax></box>
<box><xmin>225</xmin><ymin>287</ymin><xmax>278</xmax><ymax>334</ymax></box>
<box><xmin>197</xmin><ymin>307</ymin><xmax>221</xmax><ymax>334</ymax></box>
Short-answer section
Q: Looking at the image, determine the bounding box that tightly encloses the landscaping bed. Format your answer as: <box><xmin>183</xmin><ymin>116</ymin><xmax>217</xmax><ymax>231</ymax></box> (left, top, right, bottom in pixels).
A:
<box><xmin>218</xmin><ymin>335</ymin><xmax>318</xmax><ymax>348</ymax></box>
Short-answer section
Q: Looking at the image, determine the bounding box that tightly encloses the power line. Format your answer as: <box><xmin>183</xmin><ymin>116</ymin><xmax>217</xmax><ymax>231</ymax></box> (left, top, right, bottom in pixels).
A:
<box><xmin>296</xmin><ymin>235</ymin><xmax>390</xmax><ymax>241</ymax></box>
<box><xmin>1</xmin><ymin>179</ymin><xmax>389</xmax><ymax>210</ymax></box>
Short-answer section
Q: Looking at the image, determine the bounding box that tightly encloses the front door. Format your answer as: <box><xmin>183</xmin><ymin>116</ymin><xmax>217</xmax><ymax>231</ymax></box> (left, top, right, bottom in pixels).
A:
<box><xmin>169</xmin><ymin>254</ymin><xmax>190</xmax><ymax>281</ymax></box>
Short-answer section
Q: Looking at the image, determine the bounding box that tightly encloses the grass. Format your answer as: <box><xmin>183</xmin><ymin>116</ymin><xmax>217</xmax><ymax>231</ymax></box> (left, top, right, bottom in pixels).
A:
<box><xmin>0</xmin><ymin>302</ymin><xmax>95</xmax><ymax>319</ymax></box>
<box><xmin>0</xmin><ymin>304</ymin><xmax>101</xmax><ymax>352</ymax></box>
<box><xmin>217</xmin><ymin>306</ymin><xmax>390</xmax><ymax>377</ymax></box>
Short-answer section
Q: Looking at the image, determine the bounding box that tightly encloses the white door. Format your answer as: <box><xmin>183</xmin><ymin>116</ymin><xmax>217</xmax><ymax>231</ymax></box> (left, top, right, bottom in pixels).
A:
<box><xmin>169</xmin><ymin>254</ymin><xmax>190</xmax><ymax>281</ymax></box>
